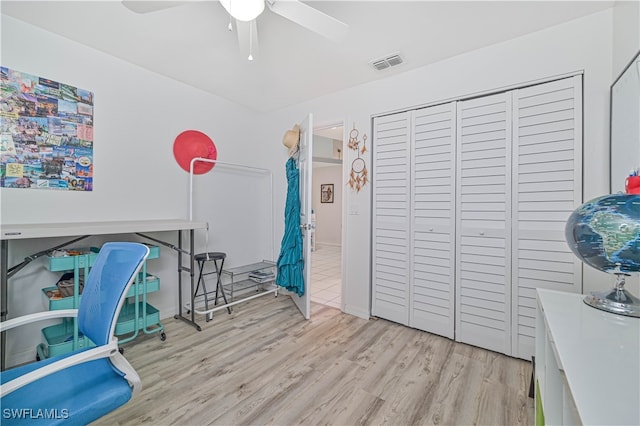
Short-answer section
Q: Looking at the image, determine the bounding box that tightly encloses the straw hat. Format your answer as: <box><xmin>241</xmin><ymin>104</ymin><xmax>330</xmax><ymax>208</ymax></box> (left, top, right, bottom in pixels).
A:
<box><xmin>173</xmin><ymin>130</ymin><xmax>217</xmax><ymax>174</ymax></box>
<box><xmin>282</xmin><ymin>124</ymin><xmax>301</xmax><ymax>155</ymax></box>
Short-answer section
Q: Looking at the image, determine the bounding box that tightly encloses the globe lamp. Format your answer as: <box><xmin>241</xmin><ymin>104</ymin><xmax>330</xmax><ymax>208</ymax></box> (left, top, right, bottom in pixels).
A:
<box><xmin>565</xmin><ymin>194</ymin><xmax>640</xmax><ymax>317</ymax></box>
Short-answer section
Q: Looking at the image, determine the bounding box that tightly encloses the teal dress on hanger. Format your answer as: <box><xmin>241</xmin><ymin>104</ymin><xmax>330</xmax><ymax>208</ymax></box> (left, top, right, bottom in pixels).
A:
<box><xmin>276</xmin><ymin>157</ymin><xmax>305</xmax><ymax>296</ymax></box>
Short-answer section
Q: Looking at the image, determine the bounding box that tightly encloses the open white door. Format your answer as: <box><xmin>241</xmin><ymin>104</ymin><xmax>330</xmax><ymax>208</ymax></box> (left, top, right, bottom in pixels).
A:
<box><xmin>291</xmin><ymin>114</ymin><xmax>313</xmax><ymax>319</ymax></box>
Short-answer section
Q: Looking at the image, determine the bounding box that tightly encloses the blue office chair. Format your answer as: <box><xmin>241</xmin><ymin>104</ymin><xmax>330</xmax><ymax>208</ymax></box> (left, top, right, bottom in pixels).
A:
<box><xmin>0</xmin><ymin>242</ymin><xmax>150</xmax><ymax>425</ymax></box>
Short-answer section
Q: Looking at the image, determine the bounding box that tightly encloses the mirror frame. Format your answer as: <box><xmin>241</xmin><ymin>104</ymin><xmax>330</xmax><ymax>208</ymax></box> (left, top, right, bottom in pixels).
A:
<box><xmin>610</xmin><ymin>49</ymin><xmax>640</xmax><ymax>193</ymax></box>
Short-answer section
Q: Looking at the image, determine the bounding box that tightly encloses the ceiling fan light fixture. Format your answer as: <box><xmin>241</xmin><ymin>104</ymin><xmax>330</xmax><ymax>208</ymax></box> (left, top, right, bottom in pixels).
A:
<box><xmin>220</xmin><ymin>0</ymin><xmax>265</xmax><ymax>22</ymax></box>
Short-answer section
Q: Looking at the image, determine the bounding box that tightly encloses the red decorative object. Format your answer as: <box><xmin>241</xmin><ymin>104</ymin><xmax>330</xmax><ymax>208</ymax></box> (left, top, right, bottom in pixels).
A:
<box><xmin>173</xmin><ymin>130</ymin><xmax>217</xmax><ymax>174</ymax></box>
<box><xmin>626</xmin><ymin>175</ymin><xmax>640</xmax><ymax>194</ymax></box>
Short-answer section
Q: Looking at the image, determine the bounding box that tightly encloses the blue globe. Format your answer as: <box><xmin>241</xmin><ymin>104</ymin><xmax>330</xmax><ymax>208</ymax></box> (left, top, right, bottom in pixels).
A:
<box><xmin>565</xmin><ymin>194</ymin><xmax>640</xmax><ymax>274</ymax></box>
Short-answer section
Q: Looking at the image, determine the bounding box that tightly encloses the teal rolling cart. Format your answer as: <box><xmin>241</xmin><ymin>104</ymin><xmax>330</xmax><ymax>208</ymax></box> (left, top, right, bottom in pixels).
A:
<box><xmin>37</xmin><ymin>244</ymin><xmax>165</xmax><ymax>360</ymax></box>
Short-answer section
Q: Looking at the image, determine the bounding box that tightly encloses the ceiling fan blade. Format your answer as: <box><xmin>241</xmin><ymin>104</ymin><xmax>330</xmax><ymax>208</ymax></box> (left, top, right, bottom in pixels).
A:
<box><xmin>235</xmin><ymin>20</ymin><xmax>260</xmax><ymax>61</ymax></box>
<box><xmin>122</xmin><ymin>1</ymin><xmax>186</xmax><ymax>14</ymax></box>
<box><xmin>266</xmin><ymin>0</ymin><xmax>348</xmax><ymax>42</ymax></box>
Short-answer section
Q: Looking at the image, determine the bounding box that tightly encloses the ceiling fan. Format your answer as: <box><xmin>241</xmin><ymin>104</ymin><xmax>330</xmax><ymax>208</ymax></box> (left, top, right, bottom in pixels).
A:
<box><xmin>121</xmin><ymin>1</ymin><xmax>349</xmax><ymax>61</ymax></box>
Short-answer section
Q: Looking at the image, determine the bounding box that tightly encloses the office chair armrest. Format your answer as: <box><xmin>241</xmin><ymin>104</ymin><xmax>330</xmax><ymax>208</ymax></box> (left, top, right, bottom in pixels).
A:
<box><xmin>0</xmin><ymin>341</ymin><xmax>118</xmax><ymax>398</ymax></box>
<box><xmin>110</xmin><ymin>350</ymin><xmax>142</xmax><ymax>396</ymax></box>
<box><xmin>0</xmin><ymin>309</ymin><xmax>78</xmax><ymax>332</ymax></box>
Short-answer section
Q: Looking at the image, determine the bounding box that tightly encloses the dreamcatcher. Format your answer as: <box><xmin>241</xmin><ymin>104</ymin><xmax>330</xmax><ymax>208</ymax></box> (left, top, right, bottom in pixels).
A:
<box><xmin>347</xmin><ymin>125</ymin><xmax>368</xmax><ymax>192</ymax></box>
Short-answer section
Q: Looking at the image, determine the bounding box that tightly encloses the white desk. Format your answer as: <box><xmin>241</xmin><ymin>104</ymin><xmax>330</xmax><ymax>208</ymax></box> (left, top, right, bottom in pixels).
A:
<box><xmin>1</xmin><ymin>219</ymin><xmax>206</xmax><ymax>240</ymax></box>
<box><xmin>1</xmin><ymin>219</ymin><xmax>208</xmax><ymax>370</ymax></box>
<box><xmin>536</xmin><ymin>288</ymin><xmax>640</xmax><ymax>425</ymax></box>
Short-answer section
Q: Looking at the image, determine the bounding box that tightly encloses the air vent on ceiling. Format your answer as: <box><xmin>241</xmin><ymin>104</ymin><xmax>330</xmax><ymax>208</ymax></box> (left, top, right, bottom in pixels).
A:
<box><xmin>370</xmin><ymin>53</ymin><xmax>404</xmax><ymax>71</ymax></box>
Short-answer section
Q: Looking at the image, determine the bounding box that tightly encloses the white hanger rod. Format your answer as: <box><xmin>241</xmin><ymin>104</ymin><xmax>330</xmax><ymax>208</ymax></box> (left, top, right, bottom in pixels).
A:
<box><xmin>188</xmin><ymin>157</ymin><xmax>275</xmax><ymax>261</ymax></box>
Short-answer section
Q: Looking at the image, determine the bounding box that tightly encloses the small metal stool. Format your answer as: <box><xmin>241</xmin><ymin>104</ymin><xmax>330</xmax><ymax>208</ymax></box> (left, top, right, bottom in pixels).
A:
<box><xmin>194</xmin><ymin>252</ymin><xmax>231</xmax><ymax>321</ymax></box>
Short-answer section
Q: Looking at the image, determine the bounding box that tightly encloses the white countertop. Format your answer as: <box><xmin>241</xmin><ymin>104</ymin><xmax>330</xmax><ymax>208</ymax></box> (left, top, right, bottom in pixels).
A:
<box><xmin>0</xmin><ymin>219</ymin><xmax>208</xmax><ymax>240</ymax></box>
<box><xmin>537</xmin><ymin>288</ymin><xmax>640</xmax><ymax>425</ymax></box>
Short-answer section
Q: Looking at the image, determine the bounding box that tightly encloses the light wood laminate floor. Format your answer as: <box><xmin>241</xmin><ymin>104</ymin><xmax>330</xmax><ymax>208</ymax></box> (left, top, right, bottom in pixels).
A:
<box><xmin>95</xmin><ymin>296</ymin><xmax>533</xmax><ymax>425</ymax></box>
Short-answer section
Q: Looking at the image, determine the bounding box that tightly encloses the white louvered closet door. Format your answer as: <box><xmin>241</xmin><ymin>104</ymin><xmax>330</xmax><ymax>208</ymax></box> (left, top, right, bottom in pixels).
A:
<box><xmin>411</xmin><ymin>103</ymin><xmax>456</xmax><ymax>338</ymax></box>
<box><xmin>372</xmin><ymin>112</ymin><xmax>412</xmax><ymax>326</ymax></box>
<box><xmin>511</xmin><ymin>76</ymin><xmax>583</xmax><ymax>359</ymax></box>
<box><xmin>456</xmin><ymin>93</ymin><xmax>512</xmax><ymax>355</ymax></box>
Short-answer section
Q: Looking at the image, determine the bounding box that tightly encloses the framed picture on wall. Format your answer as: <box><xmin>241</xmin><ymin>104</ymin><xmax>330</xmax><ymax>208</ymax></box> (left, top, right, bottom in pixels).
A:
<box><xmin>321</xmin><ymin>184</ymin><xmax>334</xmax><ymax>203</ymax></box>
<box><xmin>0</xmin><ymin>66</ymin><xmax>95</xmax><ymax>191</ymax></box>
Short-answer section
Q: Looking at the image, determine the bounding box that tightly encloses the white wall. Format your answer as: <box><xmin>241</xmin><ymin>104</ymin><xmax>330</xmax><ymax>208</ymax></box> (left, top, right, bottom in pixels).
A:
<box><xmin>261</xmin><ymin>9</ymin><xmax>615</xmax><ymax>319</ymax></box>
<box><xmin>1</xmin><ymin>16</ymin><xmax>273</xmax><ymax>367</ymax></box>
<box><xmin>312</xmin><ymin>135</ymin><xmax>336</xmax><ymax>158</ymax></box>
<box><xmin>613</xmin><ymin>0</ymin><xmax>640</xmax><ymax>78</ymax></box>
<box><xmin>612</xmin><ymin>1</ymin><xmax>640</xmax><ymax>294</ymax></box>
<box><xmin>312</xmin><ymin>165</ymin><xmax>342</xmax><ymax>246</ymax></box>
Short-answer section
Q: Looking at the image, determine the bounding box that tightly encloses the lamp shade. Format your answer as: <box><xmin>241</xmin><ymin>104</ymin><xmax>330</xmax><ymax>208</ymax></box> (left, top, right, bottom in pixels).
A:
<box><xmin>173</xmin><ymin>130</ymin><xmax>217</xmax><ymax>175</ymax></box>
<box><xmin>219</xmin><ymin>0</ymin><xmax>265</xmax><ymax>22</ymax></box>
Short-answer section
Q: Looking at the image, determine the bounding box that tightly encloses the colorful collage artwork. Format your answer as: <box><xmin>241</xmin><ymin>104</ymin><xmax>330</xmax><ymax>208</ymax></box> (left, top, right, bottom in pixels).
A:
<box><xmin>0</xmin><ymin>67</ymin><xmax>94</xmax><ymax>191</ymax></box>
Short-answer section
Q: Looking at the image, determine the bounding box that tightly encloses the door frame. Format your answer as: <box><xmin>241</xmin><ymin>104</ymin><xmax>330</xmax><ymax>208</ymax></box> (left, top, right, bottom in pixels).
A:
<box><xmin>311</xmin><ymin>120</ymin><xmax>346</xmax><ymax>311</ymax></box>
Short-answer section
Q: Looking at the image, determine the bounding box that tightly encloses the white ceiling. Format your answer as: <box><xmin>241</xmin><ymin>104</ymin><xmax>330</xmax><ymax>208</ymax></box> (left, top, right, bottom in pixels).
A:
<box><xmin>2</xmin><ymin>1</ymin><xmax>614</xmax><ymax>112</ymax></box>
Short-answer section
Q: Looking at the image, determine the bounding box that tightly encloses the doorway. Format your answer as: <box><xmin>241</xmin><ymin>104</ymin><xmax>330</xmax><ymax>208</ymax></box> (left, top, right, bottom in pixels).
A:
<box><xmin>311</xmin><ymin>123</ymin><xmax>343</xmax><ymax>309</ymax></box>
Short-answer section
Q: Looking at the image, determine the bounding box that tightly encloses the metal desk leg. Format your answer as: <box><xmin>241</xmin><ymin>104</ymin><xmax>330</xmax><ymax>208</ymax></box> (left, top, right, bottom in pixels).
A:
<box><xmin>173</xmin><ymin>229</ymin><xmax>201</xmax><ymax>331</ymax></box>
<box><xmin>1</xmin><ymin>239</ymin><xmax>8</xmax><ymax>371</ymax></box>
